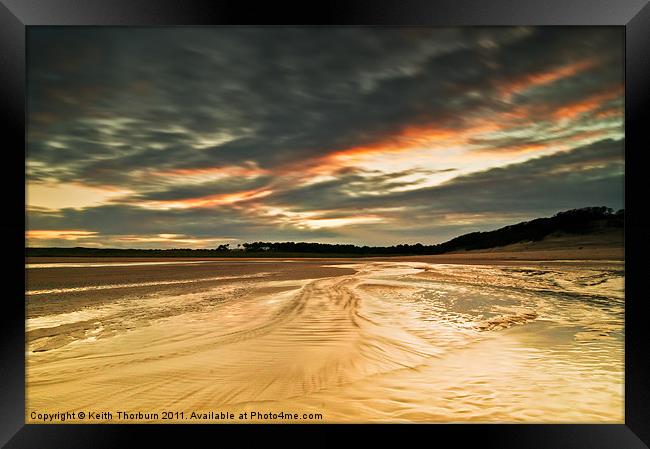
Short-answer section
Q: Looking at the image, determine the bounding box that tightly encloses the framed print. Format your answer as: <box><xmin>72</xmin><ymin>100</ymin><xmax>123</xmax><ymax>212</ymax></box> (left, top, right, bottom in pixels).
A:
<box><xmin>1</xmin><ymin>0</ymin><xmax>649</xmax><ymax>447</ymax></box>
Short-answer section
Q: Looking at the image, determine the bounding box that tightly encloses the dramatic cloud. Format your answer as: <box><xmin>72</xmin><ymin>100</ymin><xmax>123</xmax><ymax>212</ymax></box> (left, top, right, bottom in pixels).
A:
<box><xmin>26</xmin><ymin>27</ymin><xmax>624</xmax><ymax>247</ymax></box>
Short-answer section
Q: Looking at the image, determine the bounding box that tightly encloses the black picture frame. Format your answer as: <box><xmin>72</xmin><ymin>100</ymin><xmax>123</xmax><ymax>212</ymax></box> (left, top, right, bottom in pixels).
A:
<box><xmin>2</xmin><ymin>1</ymin><xmax>649</xmax><ymax>447</ymax></box>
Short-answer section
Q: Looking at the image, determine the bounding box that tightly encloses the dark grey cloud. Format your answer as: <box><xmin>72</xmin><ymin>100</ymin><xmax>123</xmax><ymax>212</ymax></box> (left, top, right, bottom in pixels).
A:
<box><xmin>28</xmin><ymin>27</ymin><xmax>623</xmax><ymax>181</ymax></box>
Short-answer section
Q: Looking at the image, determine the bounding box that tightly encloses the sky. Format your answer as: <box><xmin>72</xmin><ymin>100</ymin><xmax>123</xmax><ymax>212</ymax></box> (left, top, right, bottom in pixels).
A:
<box><xmin>26</xmin><ymin>27</ymin><xmax>624</xmax><ymax>248</ymax></box>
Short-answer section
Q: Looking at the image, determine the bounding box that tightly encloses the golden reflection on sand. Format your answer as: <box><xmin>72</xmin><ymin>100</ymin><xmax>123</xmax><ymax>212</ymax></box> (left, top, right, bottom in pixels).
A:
<box><xmin>26</xmin><ymin>259</ymin><xmax>624</xmax><ymax>423</ymax></box>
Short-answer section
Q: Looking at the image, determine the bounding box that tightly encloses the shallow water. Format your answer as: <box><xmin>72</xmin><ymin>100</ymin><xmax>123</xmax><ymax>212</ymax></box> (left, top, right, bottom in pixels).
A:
<box><xmin>26</xmin><ymin>260</ymin><xmax>624</xmax><ymax>423</ymax></box>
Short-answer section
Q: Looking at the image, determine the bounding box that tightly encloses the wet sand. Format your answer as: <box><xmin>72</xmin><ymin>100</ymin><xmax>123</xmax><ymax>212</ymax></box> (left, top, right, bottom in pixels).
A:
<box><xmin>26</xmin><ymin>254</ymin><xmax>624</xmax><ymax>423</ymax></box>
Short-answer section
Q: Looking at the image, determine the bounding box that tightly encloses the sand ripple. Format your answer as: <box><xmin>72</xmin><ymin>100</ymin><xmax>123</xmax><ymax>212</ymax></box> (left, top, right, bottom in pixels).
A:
<box><xmin>26</xmin><ymin>260</ymin><xmax>624</xmax><ymax>423</ymax></box>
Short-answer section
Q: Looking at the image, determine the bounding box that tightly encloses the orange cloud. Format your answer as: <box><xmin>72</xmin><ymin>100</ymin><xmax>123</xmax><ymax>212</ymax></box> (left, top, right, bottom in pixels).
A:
<box><xmin>26</xmin><ymin>230</ymin><xmax>98</xmax><ymax>240</ymax></box>
<box><xmin>294</xmin><ymin>121</ymin><xmax>504</xmax><ymax>175</ymax></box>
<box><xmin>138</xmin><ymin>188</ymin><xmax>273</xmax><ymax>210</ymax></box>
<box><xmin>335</xmin><ymin>124</ymin><xmax>501</xmax><ymax>158</ymax></box>
<box><xmin>499</xmin><ymin>58</ymin><xmax>598</xmax><ymax>99</ymax></box>
<box><xmin>552</xmin><ymin>87</ymin><xmax>623</xmax><ymax>121</ymax></box>
<box><xmin>594</xmin><ymin>107</ymin><xmax>623</xmax><ymax>120</ymax></box>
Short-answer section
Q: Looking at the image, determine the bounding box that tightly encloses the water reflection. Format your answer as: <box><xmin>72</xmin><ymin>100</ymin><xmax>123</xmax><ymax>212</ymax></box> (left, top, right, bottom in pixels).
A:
<box><xmin>26</xmin><ymin>260</ymin><xmax>624</xmax><ymax>422</ymax></box>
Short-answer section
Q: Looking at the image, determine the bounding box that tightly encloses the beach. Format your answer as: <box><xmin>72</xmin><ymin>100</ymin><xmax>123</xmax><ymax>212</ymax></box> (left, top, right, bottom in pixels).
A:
<box><xmin>25</xmin><ymin>252</ymin><xmax>624</xmax><ymax>423</ymax></box>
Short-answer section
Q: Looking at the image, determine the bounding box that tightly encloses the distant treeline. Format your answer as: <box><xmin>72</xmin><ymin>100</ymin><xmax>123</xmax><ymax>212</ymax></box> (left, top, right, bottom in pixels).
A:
<box><xmin>27</xmin><ymin>206</ymin><xmax>623</xmax><ymax>258</ymax></box>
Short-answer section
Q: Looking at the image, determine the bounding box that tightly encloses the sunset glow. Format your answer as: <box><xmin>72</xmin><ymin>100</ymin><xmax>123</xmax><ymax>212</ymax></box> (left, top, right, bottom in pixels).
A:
<box><xmin>26</xmin><ymin>27</ymin><xmax>624</xmax><ymax>247</ymax></box>
<box><xmin>27</xmin><ymin>230</ymin><xmax>98</xmax><ymax>241</ymax></box>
